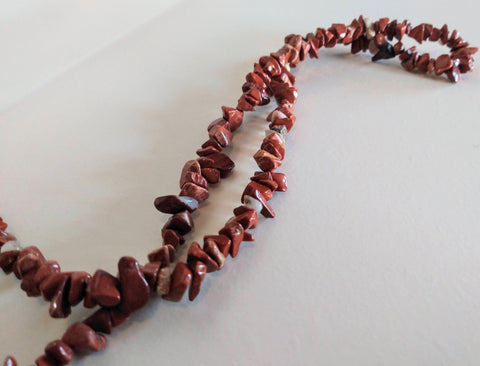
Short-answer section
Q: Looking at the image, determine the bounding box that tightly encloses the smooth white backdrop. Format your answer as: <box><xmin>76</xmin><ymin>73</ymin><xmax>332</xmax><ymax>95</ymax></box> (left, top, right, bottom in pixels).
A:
<box><xmin>1</xmin><ymin>0</ymin><xmax>479</xmax><ymax>365</ymax></box>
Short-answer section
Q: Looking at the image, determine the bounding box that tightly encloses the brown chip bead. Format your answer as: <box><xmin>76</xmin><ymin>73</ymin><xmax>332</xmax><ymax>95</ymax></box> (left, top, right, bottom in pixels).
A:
<box><xmin>187</xmin><ymin>242</ymin><xmax>218</xmax><ymax>273</ymax></box>
<box><xmin>109</xmin><ymin>307</ymin><xmax>130</xmax><ymax>327</ymax></box>
<box><xmin>244</xmin><ymin>181</ymin><xmax>273</xmax><ymax>201</ymax></box>
<box><xmin>0</xmin><ymin>230</ymin><xmax>16</xmax><ymax>245</ymax></box>
<box><xmin>68</xmin><ymin>271</ymin><xmax>90</xmax><ymax>306</ymax></box>
<box><xmin>162</xmin><ymin>262</ymin><xmax>192</xmax><ymax>302</ymax></box>
<box><xmin>179</xmin><ymin>160</ymin><xmax>201</xmax><ymax>187</ymax></box>
<box><xmin>45</xmin><ymin>340</ymin><xmax>74</xmax><ymax>365</ymax></box>
<box><xmin>201</xmin><ymin>137</ymin><xmax>223</xmax><ymax>151</ymax></box>
<box><xmin>205</xmin><ymin>152</ymin><xmax>235</xmax><ymax>178</ymax></box>
<box><xmin>49</xmin><ymin>275</ymin><xmax>71</xmax><ymax>318</ymax></box>
<box><xmin>40</xmin><ymin>272</ymin><xmax>70</xmax><ymax>301</ymax></box>
<box><xmin>3</xmin><ymin>356</ymin><xmax>17</xmax><ymax>366</ymax></box>
<box><xmin>231</xmin><ymin>208</ymin><xmax>258</xmax><ymax>230</ymax></box>
<box><xmin>33</xmin><ymin>260</ymin><xmax>61</xmax><ymax>288</ymax></box>
<box><xmin>154</xmin><ymin>195</ymin><xmax>199</xmax><ymax>214</ymax></box>
<box><xmin>196</xmin><ymin>145</ymin><xmax>220</xmax><ymax>156</ymax></box>
<box><xmin>163</xmin><ymin>210</ymin><xmax>194</xmax><ymax>235</ymax></box>
<box><xmin>221</xmin><ymin>106</ymin><xmax>243</xmax><ymax>132</ymax></box>
<box><xmin>162</xmin><ymin>229</ymin><xmax>184</xmax><ymax>249</ymax></box>
<box><xmin>435</xmin><ymin>54</ymin><xmax>453</xmax><ymax>74</ymax></box>
<box><xmin>90</xmin><ymin>269</ymin><xmax>121</xmax><ymax>308</ymax></box>
<box><xmin>209</xmin><ymin>124</ymin><xmax>233</xmax><ymax>147</ymax></box>
<box><xmin>254</xmin><ymin>150</ymin><xmax>282</xmax><ymax>172</ymax></box>
<box><xmin>0</xmin><ymin>250</ymin><xmax>19</xmax><ymax>274</ymax></box>
<box><xmin>271</xmin><ymin>172</ymin><xmax>288</xmax><ymax>192</ymax></box>
<box><xmin>203</xmin><ymin>240</ymin><xmax>226</xmax><ymax>270</ymax></box>
<box><xmin>35</xmin><ymin>355</ymin><xmax>60</xmax><ymax>366</ymax></box>
<box><xmin>83</xmin><ymin>308</ymin><xmax>113</xmax><ymax>334</ymax></box>
<box><xmin>242</xmin><ymin>188</ymin><xmax>275</xmax><ymax>219</ymax></box>
<box><xmin>201</xmin><ymin>168</ymin><xmax>220</xmax><ymax>184</ymax></box>
<box><xmin>179</xmin><ymin>182</ymin><xmax>209</xmax><ymax>203</ymax></box>
<box><xmin>203</xmin><ymin>235</ymin><xmax>231</xmax><ymax>257</ymax></box>
<box><xmin>62</xmin><ymin>322</ymin><xmax>107</xmax><ymax>353</ymax></box>
<box><xmin>188</xmin><ymin>261</ymin><xmax>207</xmax><ymax>301</ymax></box>
<box><xmin>219</xmin><ymin>221</ymin><xmax>244</xmax><ymax>258</ymax></box>
<box><xmin>181</xmin><ymin>171</ymin><xmax>208</xmax><ymax>190</ymax></box>
<box><xmin>118</xmin><ymin>256</ymin><xmax>150</xmax><ymax>313</ymax></box>
<box><xmin>142</xmin><ymin>261</ymin><xmax>161</xmax><ymax>291</ymax></box>
<box><xmin>148</xmin><ymin>245</ymin><xmax>175</xmax><ymax>267</ymax></box>
<box><xmin>15</xmin><ymin>246</ymin><xmax>45</xmax><ymax>280</ymax></box>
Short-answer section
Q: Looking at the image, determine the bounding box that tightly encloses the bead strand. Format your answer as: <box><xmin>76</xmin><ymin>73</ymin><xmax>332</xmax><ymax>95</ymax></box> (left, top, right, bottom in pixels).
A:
<box><xmin>1</xmin><ymin>15</ymin><xmax>476</xmax><ymax>365</ymax></box>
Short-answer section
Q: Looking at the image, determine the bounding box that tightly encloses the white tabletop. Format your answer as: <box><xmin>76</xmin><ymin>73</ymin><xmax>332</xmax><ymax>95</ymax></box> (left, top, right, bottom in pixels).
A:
<box><xmin>1</xmin><ymin>1</ymin><xmax>480</xmax><ymax>365</ymax></box>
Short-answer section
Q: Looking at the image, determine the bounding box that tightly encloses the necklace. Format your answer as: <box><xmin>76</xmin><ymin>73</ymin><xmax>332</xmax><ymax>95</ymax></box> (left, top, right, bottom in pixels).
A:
<box><xmin>0</xmin><ymin>15</ymin><xmax>477</xmax><ymax>366</ymax></box>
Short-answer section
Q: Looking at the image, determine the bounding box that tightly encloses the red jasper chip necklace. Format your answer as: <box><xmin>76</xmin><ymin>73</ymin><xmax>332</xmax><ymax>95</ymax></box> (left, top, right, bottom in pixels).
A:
<box><xmin>0</xmin><ymin>16</ymin><xmax>477</xmax><ymax>366</ymax></box>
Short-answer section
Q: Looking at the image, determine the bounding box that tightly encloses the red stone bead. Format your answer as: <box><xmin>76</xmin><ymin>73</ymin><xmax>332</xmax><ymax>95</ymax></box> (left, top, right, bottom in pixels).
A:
<box><xmin>163</xmin><ymin>210</ymin><xmax>194</xmax><ymax>235</ymax></box>
<box><xmin>201</xmin><ymin>167</ymin><xmax>220</xmax><ymax>184</ymax></box>
<box><xmin>90</xmin><ymin>269</ymin><xmax>121</xmax><ymax>308</ymax></box>
<box><xmin>49</xmin><ymin>275</ymin><xmax>71</xmax><ymax>318</ymax></box>
<box><xmin>179</xmin><ymin>160</ymin><xmax>201</xmax><ymax>187</ymax></box>
<box><xmin>154</xmin><ymin>195</ymin><xmax>199</xmax><ymax>214</ymax></box>
<box><xmin>68</xmin><ymin>271</ymin><xmax>90</xmax><ymax>306</ymax></box>
<box><xmin>203</xmin><ymin>240</ymin><xmax>226</xmax><ymax>270</ymax></box>
<box><xmin>162</xmin><ymin>262</ymin><xmax>192</xmax><ymax>302</ymax></box>
<box><xmin>435</xmin><ymin>54</ymin><xmax>453</xmax><ymax>74</ymax></box>
<box><xmin>203</xmin><ymin>235</ymin><xmax>231</xmax><ymax>257</ymax></box>
<box><xmin>33</xmin><ymin>260</ymin><xmax>61</xmax><ymax>288</ymax></box>
<box><xmin>188</xmin><ymin>261</ymin><xmax>207</xmax><ymax>301</ymax></box>
<box><xmin>179</xmin><ymin>182</ymin><xmax>209</xmax><ymax>203</ymax></box>
<box><xmin>35</xmin><ymin>355</ymin><xmax>59</xmax><ymax>366</ymax></box>
<box><xmin>118</xmin><ymin>256</ymin><xmax>150</xmax><ymax>313</ymax></box>
<box><xmin>83</xmin><ymin>308</ymin><xmax>113</xmax><ymax>334</ymax></box>
<box><xmin>187</xmin><ymin>242</ymin><xmax>218</xmax><ymax>273</ymax></box>
<box><xmin>0</xmin><ymin>250</ymin><xmax>20</xmax><ymax>274</ymax></box>
<box><xmin>219</xmin><ymin>221</ymin><xmax>244</xmax><ymax>258</ymax></box>
<box><xmin>254</xmin><ymin>150</ymin><xmax>282</xmax><ymax>172</ymax></box>
<box><xmin>62</xmin><ymin>322</ymin><xmax>107</xmax><ymax>353</ymax></box>
<box><xmin>45</xmin><ymin>340</ymin><xmax>74</xmax><ymax>365</ymax></box>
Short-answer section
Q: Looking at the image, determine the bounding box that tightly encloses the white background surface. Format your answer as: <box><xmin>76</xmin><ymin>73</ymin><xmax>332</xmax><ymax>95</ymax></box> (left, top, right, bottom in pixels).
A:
<box><xmin>1</xmin><ymin>0</ymin><xmax>480</xmax><ymax>365</ymax></box>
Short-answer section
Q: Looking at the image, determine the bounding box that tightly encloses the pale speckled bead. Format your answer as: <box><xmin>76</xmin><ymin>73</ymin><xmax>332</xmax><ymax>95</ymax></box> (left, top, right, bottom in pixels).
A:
<box><xmin>156</xmin><ymin>267</ymin><xmax>171</xmax><ymax>296</ymax></box>
<box><xmin>1</xmin><ymin>240</ymin><xmax>23</xmax><ymax>253</ymax></box>
<box><xmin>243</xmin><ymin>195</ymin><xmax>263</xmax><ymax>215</ymax></box>
<box><xmin>364</xmin><ymin>17</ymin><xmax>376</xmax><ymax>40</ymax></box>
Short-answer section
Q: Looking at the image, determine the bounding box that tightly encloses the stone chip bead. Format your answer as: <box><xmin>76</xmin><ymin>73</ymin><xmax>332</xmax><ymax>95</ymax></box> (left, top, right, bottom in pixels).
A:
<box><xmin>163</xmin><ymin>210</ymin><xmax>194</xmax><ymax>235</ymax></box>
<box><xmin>219</xmin><ymin>221</ymin><xmax>244</xmax><ymax>258</ymax></box>
<box><xmin>35</xmin><ymin>355</ymin><xmax>60</xmax><ymax>366</ymax></box>
<box><xmin>162</xmin><ymin>262</ymin><xmax>192</xmax><ymax>302</ymax></box>
<box><xmin>154</xmin><ymin>195</ymin><xmax>199</xmax><ymax>214</ymax></box>
<box><xmin>187</xmin><ymin>241</ymin><xmax>219</xmax><ymax>273</ymax></box>
<box><xmin>118</xmin><ymin>256</ymin><xmax>150</xmax><ymax>314</ymax></box>
<box><xmin>180</xmin><ymin>182</ymin><xmax>209</xmax><ymax>203</ymax></box>
<box><xmin>203</xmin><ymin>235</ymin><xmax>231</xmax><ymax>257</ymax></box>
<box><xmin>188</xmin><ymin>261</ymin><xmax>207</xmax><ymax>301</ymax></box>
<box><xmin>83</xmin><ymin>308</ymin><xmax>113</xmax><ymax>334</ymax></box>
<box><xmin>68</xmin><ymin>271</ymin><xmax>91</xmax><ymax>306</ymax></box>
<box><xmin>0</xmin><ymin>249</ymin><xmax>20</xmax><ymax>274</ymax></box>
<box><xmin>254</xmin><ymin>150</ymin><xmax>282</xmax><ymax>172</ymax></box>
<box><xmin>89</xmin><ymin>269</ymin><xmax>121</xmax><ymax>308</ymax></box>
<box><xmin>44</xmin><ymin>340</ymin><xmax>74</xmax><ymax>365</ymax></box>
<box><xmin>61</xmin><ymin>322</ymin><xmax>107</xmax><ymax>353</ymax></box>
<box><xmin>203</xmin><ymin>239</ymin><xmax>226</xmax><ymax>270</ymax></box>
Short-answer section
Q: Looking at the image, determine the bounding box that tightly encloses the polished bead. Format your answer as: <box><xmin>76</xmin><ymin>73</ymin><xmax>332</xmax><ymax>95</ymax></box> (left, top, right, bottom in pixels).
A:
<box><xmin>90</xmin><ymin>269</ymin><xmax>121</xmax><ymax>308</ymax></box>
<box><xmin>188</xmin><ymin>261</ymin><xmax>207</xmax><ymax>301</ymax></box>
<box><xmin>118</xmin><ymin>256</ymin><xmax>150</xmax><ymax>313</ymax></box>
<box><xmin>62</xmin><ymin>322</ymin><xmax>107</xmax><ymax>353</ymax></box>
<box><xmin>162</xmin><ymin>263</ymin><xmax>192</xmax><ymax>302</ymax></box>
<box><xmin>154</xmin><ymin>195</ymin><xmax>199</xmax><ymax>214</ymax></box>
<box><xmin>45</xmin><ymin>340</ymin><xmax>74</xmax><ymax>365</ymax></box>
